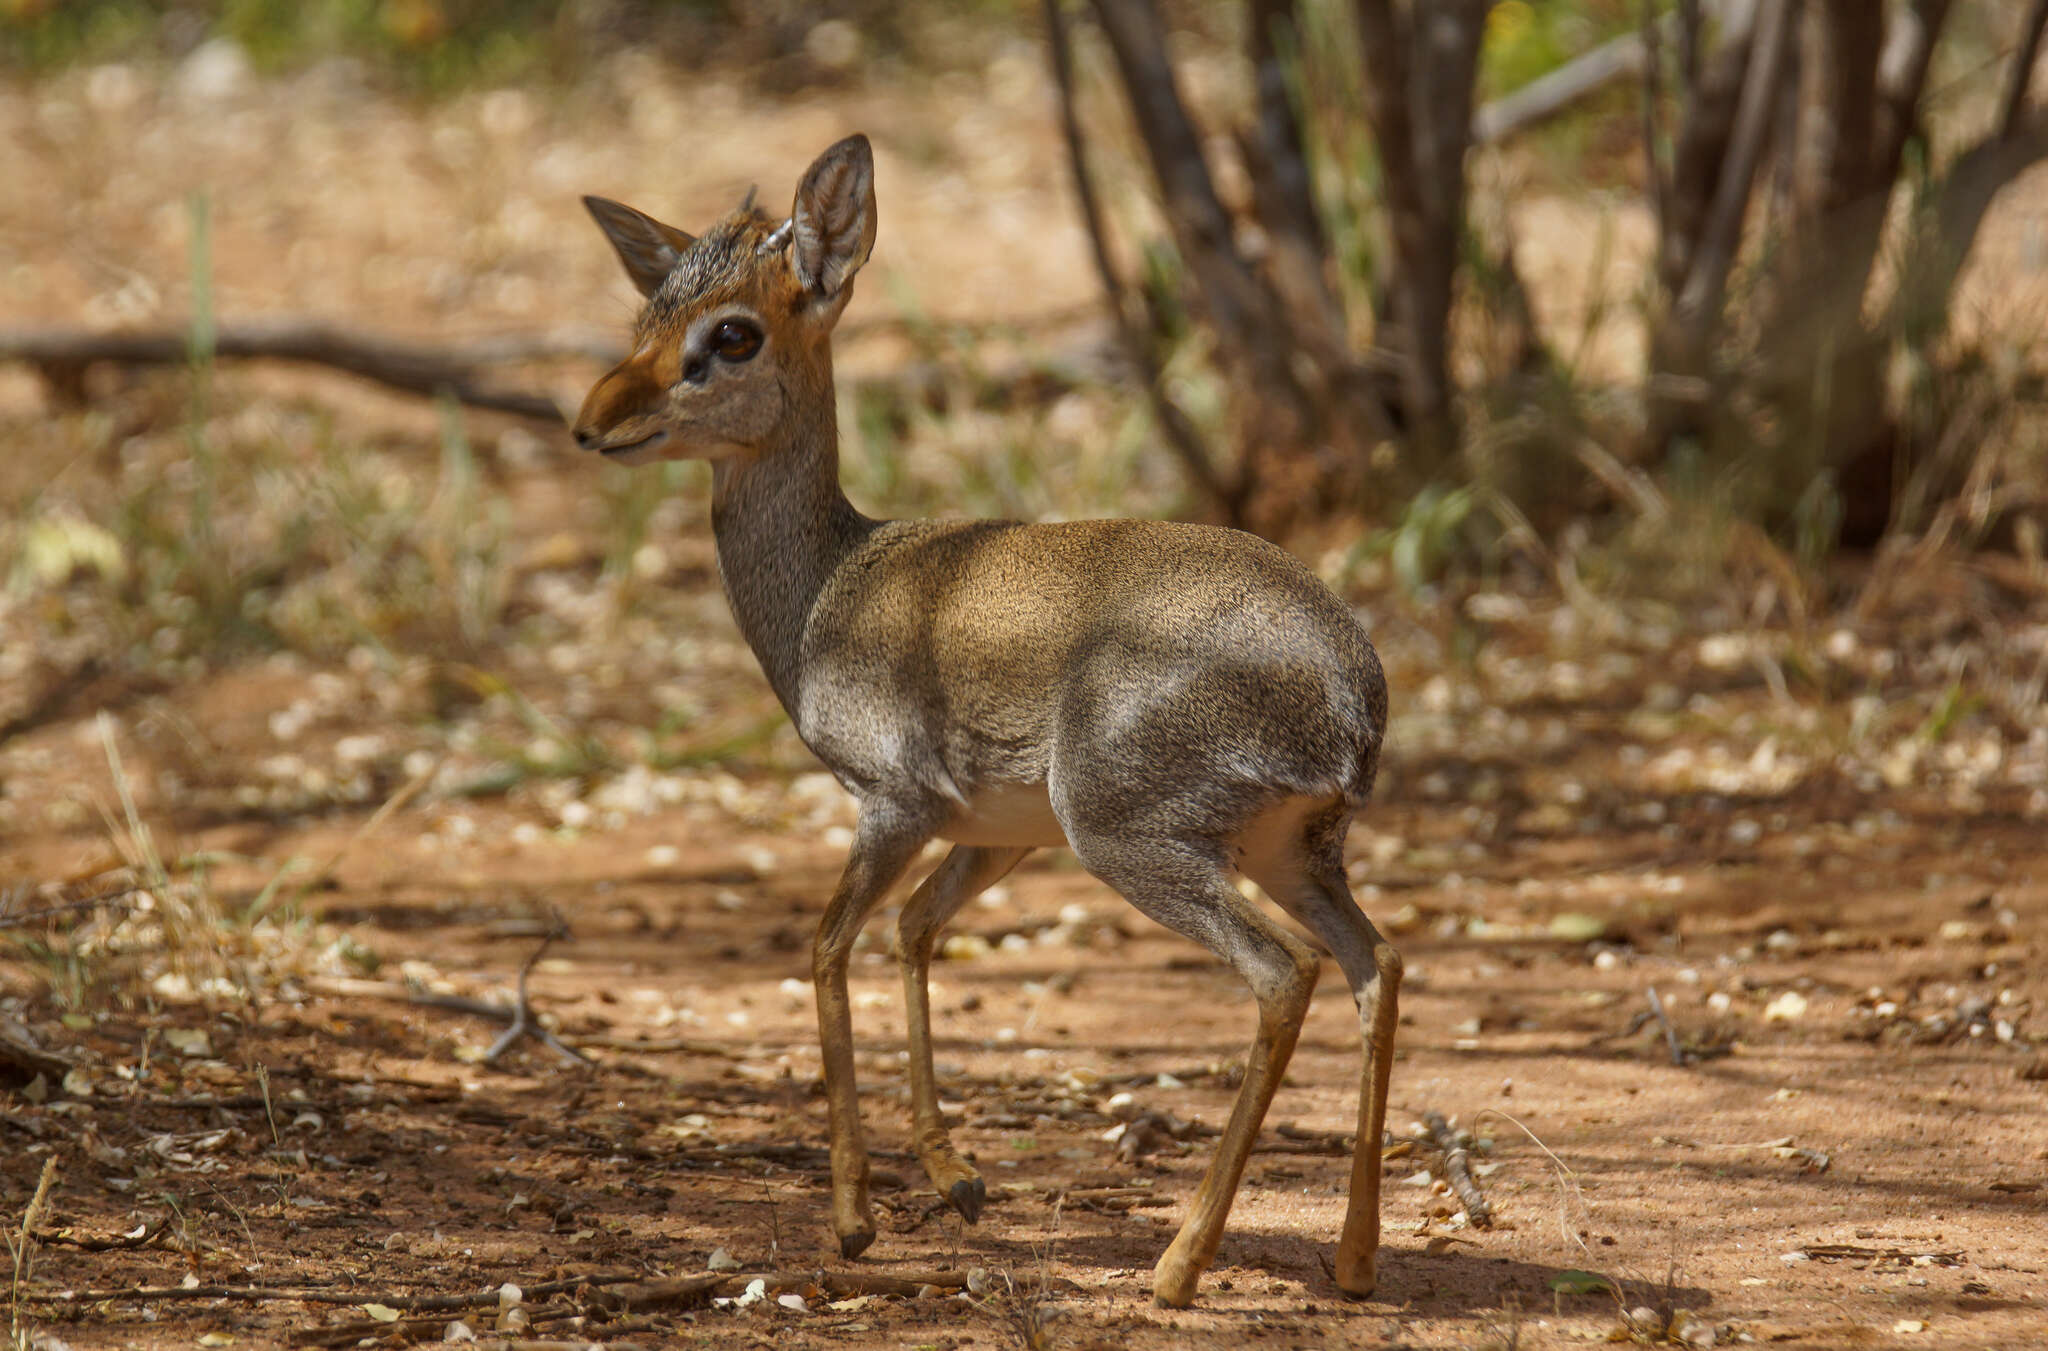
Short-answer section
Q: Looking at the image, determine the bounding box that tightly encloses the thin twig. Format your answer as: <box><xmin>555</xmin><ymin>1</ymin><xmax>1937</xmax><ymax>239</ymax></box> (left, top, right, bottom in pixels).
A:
<box><xmin>303</xmin><ymin>939</ymin><xmax>592</xmax><ymax>1067</ymax></box>
<box><xmin>482</xmin><ymin>913</ymin><xmax>589</xmax><ymax>1066</ymax></box>
<box><xmin>1042</xmin><ymin>0</ymin><xmax>1233</xmax><ymax>514</ymax></box>
<box><xmin>1645</xmin><ymin>986</ymin><xmax>1688</xmax><ymax>1066</ymax></box>
<box><xmin>0</xmin><ymin>884</ymin><xmax>144</xmax><ymax>930</ymax></box>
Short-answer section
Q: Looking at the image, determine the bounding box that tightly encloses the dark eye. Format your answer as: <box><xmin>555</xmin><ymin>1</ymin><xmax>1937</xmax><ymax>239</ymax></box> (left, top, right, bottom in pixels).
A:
<box><xmin>711</xmin><ymin>319</ymin><xmax>762</xmax><ymax>362</ymax></box>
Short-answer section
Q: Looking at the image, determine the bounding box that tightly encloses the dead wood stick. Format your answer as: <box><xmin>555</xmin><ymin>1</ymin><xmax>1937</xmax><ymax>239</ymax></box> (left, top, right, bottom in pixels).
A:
<box><xmin>0</xmin><ymin>1022</ymin><xmax>73</xmax><ymax>1079</ymax></box>
<box><xmin>1474</xmin><ymin>24</ymin><xmax>1657</xmax><ymax>144</ymax></box>
<box><xmin>466</xmin><ymin>1342</ymin><xmax>651</xmax><ymax>1351</ymax></box>
<box><xmin>483</xmin><ymin>915</ymin><xmax>589</xmax><ymax>1067</ymax></box>
<box><xmin>0</xmin><ymin>883</ymin><xmax>144</xmax><ymax>930</ymax></box>
<box><xmin>291</xmin><ymin>1302</ymin><xmax>629</xmax><ymax>1349</ymax></box>
<box><xmin>1645</xmin><ymin>986</ymin><xmax>1688</xmax><ymax>1066</ymax></box>
<box><xmin>593</xmin><ymin>1267</ymin><xmax>980</xmax><ymax>1312</ymax></box>
<box><xmin>309</xmin><ymin>1339</ymin><xmax>645</xmax><ymax>1351</ymax></box>
<box><xmin>1796</xmin><ymin>1244</ymin><xmax>1963</xmax><ymax>1266</ymax></box>
<box><xmin>306</xmin><ymin>944</ymin><xmax>590</xmax><ymax>1068</ymax></box>
<box><xmin>561</xmin><ymin>1033</ymin><xmax>801</xmax><ymax>1058</ymax></box>
<box><xmin>1266</xmin><ymin>1122</ymin><xmax>1357</xmax><ymax>1155</ymax></box>
<box><xmin>1422</xmin><ymin>1110</ymin><xmax>1495</xmax><ymax>1229</ymax></box>
<box><xmin>25</xmin><ymin>1220</ymin><xmax>169</xmax><ymax>1252</ymax></box>
<box><xmin>0</xmin><ymin>319</ymin><xmax>576</xmax><ymax>420</ymax></box>
<box><xmin>40</xmin><ymin>1270</ymin><xmax>641</xmax><ymax>1309</ymax></box>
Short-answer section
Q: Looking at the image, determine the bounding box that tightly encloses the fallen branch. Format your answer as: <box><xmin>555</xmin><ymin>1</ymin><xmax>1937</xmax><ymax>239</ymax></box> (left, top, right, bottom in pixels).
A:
<box><xmin>0</xmin><ymin>1021</ymin><xmax>73</xmax><ymax>1081</ymax></box>
<box><xmin>1422</xmin><ymin>1110</ymin><xmax>1495</xmax><ymax>1229</ymax></box>
<box><xmin>560</xmin><ymin>1033</ymin><xmax>803</xmax><ymax>1060</ymax></box>
<box><xmin>590</xmin><ymin>1267</ymin><xmax>986</xmax><ymax>1312</ymax></box>
<box><xmin>304</xmin><ymin>935</ymin><xmax>591</xmax><ymax>1068</ymax></box>
<box><xmin>483</xmin><ymin>916</ymin><xmax>590</xmax><ymax>1067</ymax></box>
<box><xmin>39</xmin><ymin>1271</ymin><xmax>639</xmax><ymax>1309</ymax></box>
<box><xmin>665</xmin><ymin>1140</ymin><xmax>927</xmax><ymax>1170</ymax></box>
<box><xmin>1791</xmin><ymin>1244</ymin><xmax>1963</xmax><ymax>1267</ymax></box>
<box><xmin>453</xmin><ymin>1342</ymin><xmax>650</xmax><ymax>1351</ymax></box>
<box><xmin>0</xmin><ymin>884</ymin><xmax>145</xmax><ymax>931</ymax></box>
<box><xmin>290</xmin><ymin>1303</ymin><xmax>630</xmax><ymax>1348</ymax></box>
<box><xmin>1267</xmin><ymin>1122</ymin><xmax>1357</xmax><ymax>1156</ymax></box>
<box><xmin>25</xmin><ymin>1220</ymin><xmax>170</xmax><ymax>1253</ymax></box>
<box><xmin>1474</xmin><ymin>25</ymin><xmax>1656</xmax><ymax>144</ymax></box>
<box><xmin>0</xmin><ymin>319</ymin><xmax>581</xmax><ymax>421</ymax></box>
<box><xmin>1051</xmin><ymin>1185</ymin><xmax>1171</xmax><ymax>1215</ymax></box>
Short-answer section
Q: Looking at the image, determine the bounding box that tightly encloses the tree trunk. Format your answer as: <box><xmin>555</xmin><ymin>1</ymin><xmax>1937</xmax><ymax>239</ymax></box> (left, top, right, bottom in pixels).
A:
<box><xmin>1353</xmin><ymin>0</ymin><xmax>1489</xmax><ymax>459</ymax></box>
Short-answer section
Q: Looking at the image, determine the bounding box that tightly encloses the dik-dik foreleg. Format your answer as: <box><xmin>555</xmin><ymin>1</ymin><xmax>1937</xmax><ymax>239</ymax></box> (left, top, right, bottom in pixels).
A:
<box><xmin>895</xmin><ymin>844</ymin><xmax>1031</xmax><ymax>1222</ymax></box>
<box><xmin>811</xmin><ymin>803</ymin><xmax>933</xmax><ymax>1258</ymax></box>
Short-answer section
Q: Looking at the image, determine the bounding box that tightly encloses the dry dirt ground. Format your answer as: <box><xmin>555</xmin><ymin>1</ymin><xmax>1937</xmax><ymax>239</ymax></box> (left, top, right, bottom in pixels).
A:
<box><xmin>4</xmin><ymin>48</ymin><xmax>2048</xmax><ymax>1351</ymax></box>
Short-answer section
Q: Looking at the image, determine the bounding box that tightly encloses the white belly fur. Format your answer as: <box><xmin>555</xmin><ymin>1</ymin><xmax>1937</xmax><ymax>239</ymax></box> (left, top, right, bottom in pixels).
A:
<box><xmin>942</xmin><ymin>782</ymin><xmax>1069</xmax><ymax>847</ymax></box>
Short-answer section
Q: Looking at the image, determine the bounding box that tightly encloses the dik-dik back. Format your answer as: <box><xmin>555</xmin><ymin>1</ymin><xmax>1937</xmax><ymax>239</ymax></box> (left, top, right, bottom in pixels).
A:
<box><xmin>798</xmin><ymin>516</ymin><xmax>1386</xmax><ymax>849</ymax></box>
<box><xmin>573</xmin><ymin>133</ymin><xmax>1401</xmax><ymax>1309</ymax></box>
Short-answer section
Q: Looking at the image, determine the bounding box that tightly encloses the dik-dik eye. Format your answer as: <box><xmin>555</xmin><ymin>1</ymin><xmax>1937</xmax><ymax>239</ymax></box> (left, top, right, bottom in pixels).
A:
<box><xmin>711</xmin><ymin>319</ymin><xmax>763</xmax><ymax>362</ymax></box>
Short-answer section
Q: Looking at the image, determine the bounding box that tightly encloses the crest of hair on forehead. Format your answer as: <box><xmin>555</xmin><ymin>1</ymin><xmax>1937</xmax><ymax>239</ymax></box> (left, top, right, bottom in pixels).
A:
<box><xmin>634</xmin><ymin>205</ymin><xmax>782</xmax><ymax>336</ymax></box>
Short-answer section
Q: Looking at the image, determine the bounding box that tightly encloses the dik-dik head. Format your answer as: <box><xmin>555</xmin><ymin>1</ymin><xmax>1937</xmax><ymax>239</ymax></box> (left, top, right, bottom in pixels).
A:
<box><xmin>572</xmin><ymin>134</ymin><xmax>878</xmax><ymax>465</ymax></box>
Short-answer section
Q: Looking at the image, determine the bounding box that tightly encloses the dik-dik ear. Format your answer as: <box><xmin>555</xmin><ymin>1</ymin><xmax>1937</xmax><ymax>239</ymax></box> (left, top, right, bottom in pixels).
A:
<box><xmin>789</xmin><ymin>134</ymin><xmax>877</xmax><ymax>310</ymax></box>
<box><xmin>583</xmin><ymin>196</ymin><xmax>695</xmax><ymax>298</ymax></box>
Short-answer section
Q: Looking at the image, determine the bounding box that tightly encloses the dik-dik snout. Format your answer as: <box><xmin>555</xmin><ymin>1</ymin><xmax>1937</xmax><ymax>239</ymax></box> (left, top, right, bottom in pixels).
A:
<box><xmin>572</xmin><ymin>307</ymin><xmax>785</xmax><ymax>463</ymax></box>
<box><xmin>571</xmin><ymin>353</ymin><xmax>672</xmax><ymax>462</ymax></box>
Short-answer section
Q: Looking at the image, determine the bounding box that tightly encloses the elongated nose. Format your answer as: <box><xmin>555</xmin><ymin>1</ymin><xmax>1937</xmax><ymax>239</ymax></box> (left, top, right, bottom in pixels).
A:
<box><xmin>573</xmin><ymin>360</ymin><xmax>659</xmax><ymax>450</ymax></box>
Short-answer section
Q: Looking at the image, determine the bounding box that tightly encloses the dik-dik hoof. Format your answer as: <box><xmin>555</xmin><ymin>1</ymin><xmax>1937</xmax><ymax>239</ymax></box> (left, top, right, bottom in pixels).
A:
<box><xmin>838</xmin><ymin>1228</ymin><xmax>876</xmax><ymax>1260</ymax></box>
<box><xmin>947</xmin><ymin>1177</ymin><xmax>986</xmax><ymax>1224</ymax></box>
<box><xmin>1150</xmin><ymin>1259</ymin><xmax>1201</xmax><ymax>1309</ymax></box>
<box><xmin>1334</xmin><ymin>1240</ymin><xmax>1377</xmax><ymax>1298</ymax></box>
<box><xmin>1336</xmin><ymin>1274</ymin><xmax>1377</xmax><ymax>1300</ymax></box>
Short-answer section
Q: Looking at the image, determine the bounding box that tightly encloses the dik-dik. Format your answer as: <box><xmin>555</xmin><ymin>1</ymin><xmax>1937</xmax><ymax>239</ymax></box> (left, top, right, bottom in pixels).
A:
<box><xmin>572</xmin><ymin>135</ymin><xmax>1399</xmax><ymax>1308</ymax></box>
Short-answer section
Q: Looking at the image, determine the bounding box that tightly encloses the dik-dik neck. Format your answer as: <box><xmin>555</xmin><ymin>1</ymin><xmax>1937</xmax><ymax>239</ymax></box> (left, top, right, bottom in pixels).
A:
<box><xmin>709</xmin><ymin>388</ymin><xmax>873</xmax><ymax>712</ymax></box>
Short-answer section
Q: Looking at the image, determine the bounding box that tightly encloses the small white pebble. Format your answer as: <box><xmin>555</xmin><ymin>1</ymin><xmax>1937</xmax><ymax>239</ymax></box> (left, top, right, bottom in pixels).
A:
<box><xmin>1762</xmin><ymin>991</ymin><xmax>1808</xmax><ymax>1022</ymax></box>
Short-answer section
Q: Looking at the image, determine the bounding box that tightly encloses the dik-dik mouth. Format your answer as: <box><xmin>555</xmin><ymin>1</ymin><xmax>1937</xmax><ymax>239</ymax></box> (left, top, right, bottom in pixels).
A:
<box><xmin>593</xmin><ymin>430</ymin><xmax>668</xmax><ymax>460</ymax></box>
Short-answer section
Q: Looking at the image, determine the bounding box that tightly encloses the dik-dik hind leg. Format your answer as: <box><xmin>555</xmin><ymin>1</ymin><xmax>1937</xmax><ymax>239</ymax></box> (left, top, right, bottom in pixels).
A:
<box><xmin>813</xmin><ymin>805</ymin><xmax>933</xmax><ymax>1258</ymax></box>
<box><xmin>896</xmin><ymin>844</ymin><xmax>1031</xmax><ymax>1223</ymax></box>
<box><xmin>1242</xmin><ymin>815</ymin><xmax>1402</xmax><ymax>1298</ymax></box>
<box><xmin>1068</xmin><ymin>832</ymin><xmax>1321</xmax><ymax>1308</ymax></box>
